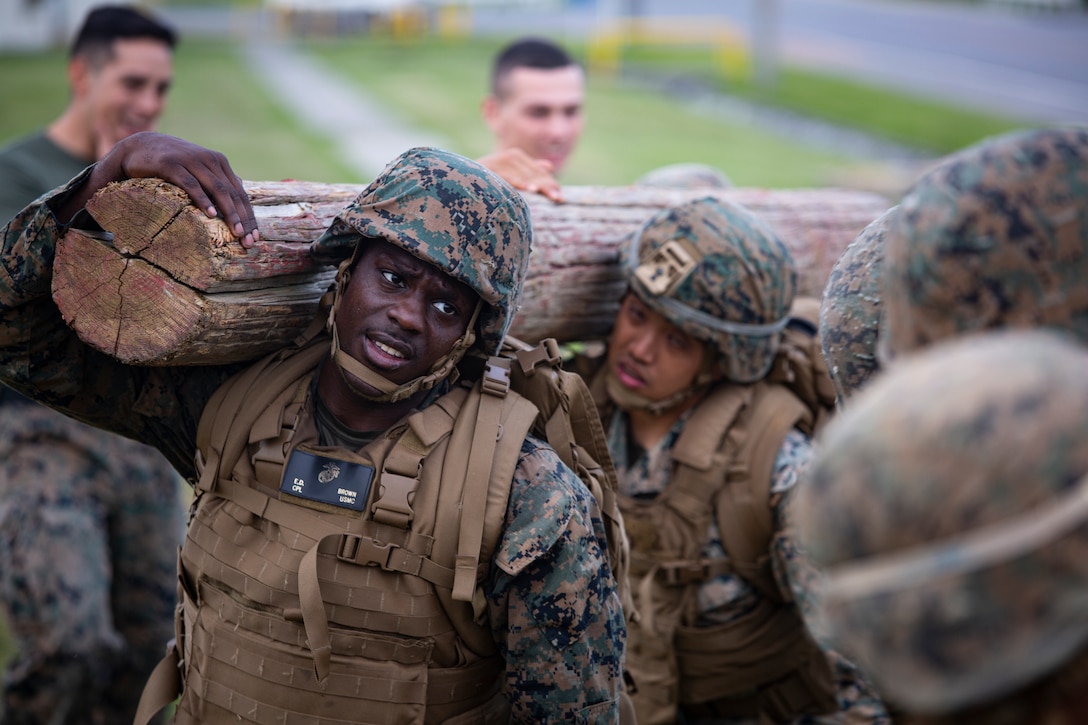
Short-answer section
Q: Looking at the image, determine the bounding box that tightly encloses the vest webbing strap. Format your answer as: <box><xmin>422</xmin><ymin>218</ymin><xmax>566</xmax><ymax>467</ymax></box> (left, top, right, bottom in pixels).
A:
<box><xmin>371</xmin><ymin>430</ymin><xmax>429</xmax><ymax>528</ymax></box>
<box><xmin>196</xmin><ymin>339</ymin><xmax>328</xmax><ymax>494</ymax></box>
<box><xmin>718</xmin><ymin>384</ymin><xmax>808</xmax><ymax>602</ymax></box>
<box><xmin>298</xmin><ymin>543</ymin><xmax>334</xmax><ymax>680</ymax></box>
<box><xmin>452</xmin><ymin>356</ymin><xmax>511</xmax><ymax>602</ymax></box>
<box><xmin>641</xmin><ymin>556</ymin><xmax>737</xmax><ymax>586</ymax></box>
<box><xmin>665</xmin><ymin>383</ymin><xmax>752</xmax><ymax>565</ymax></box>
<box><xmin>299</xmin><ymin>429</ymin><xmax>447</xmax><ymax>682</ymax></box>
<box><xmin>133</xmin><ymin>647</ymin><xmax>181</xmax><ymax>725</ymax></box>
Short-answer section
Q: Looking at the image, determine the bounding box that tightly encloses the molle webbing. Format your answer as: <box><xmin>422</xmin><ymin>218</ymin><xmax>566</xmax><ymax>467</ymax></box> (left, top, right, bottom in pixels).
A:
<box><xmin>674</xmin><ymin>597</ymin><xmax>825</xmax><ymax>704</ymax></box>
<box><xmin>621</xmin><ymin>379</ymin><xmax>832</xmax><ymax>723</ymax></box>
<box><xmin>172</xmin><ymin>575</ymin><xmax>504</xmax><ymax>724</ymax></box>
<box><xmin>141</xmin><ymin>337</ymin><xmax>538</xmax><ymax>724</ymax></box>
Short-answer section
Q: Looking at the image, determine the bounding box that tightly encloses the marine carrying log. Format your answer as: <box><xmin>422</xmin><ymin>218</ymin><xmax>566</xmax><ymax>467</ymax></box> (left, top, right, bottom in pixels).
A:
<box><xmin>52</xmin><ymin>177</ymin><xmax>889</xmax><ymax>366</ymax></box>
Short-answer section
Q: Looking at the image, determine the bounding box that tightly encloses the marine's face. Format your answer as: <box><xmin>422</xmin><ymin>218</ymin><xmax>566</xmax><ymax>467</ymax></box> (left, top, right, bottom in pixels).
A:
<box><xmin>485</xmin><ymin>65</ymin><xmax>585</xmax><ymax>174</ymax></box>
<box><xmin>75</xmin><ymin>37</ymin><xmax>174</xmax><ymax>157</ymax></box>
<box><xmin>336</xmin><ymin>239</ymin><xmax>478</xmax><ymax>390</ymax></box>
<box><xmin>607</xmin><ymin>292</ymin><xmax>707</xmax><ymax>402</ymax></box>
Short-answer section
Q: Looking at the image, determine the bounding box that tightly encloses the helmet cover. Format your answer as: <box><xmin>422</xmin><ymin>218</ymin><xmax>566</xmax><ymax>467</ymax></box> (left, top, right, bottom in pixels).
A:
<box><xmin>882</xmin><ymin>126</ymin><xmax>1088</xmax><ymax>359</ymax></box>
<box><xmin>625</xmin><ymin>196</ymin><xmax>797</xmax><ymax>383</ymax></box>
<box><xmin>311</xmin><ymin>146</ymin><xmax>532</xmax><ymax>358</ymax></box>
<box><xmin>795</xmin><ymin>329</ymin><xmax>1088</xmax><ymax>714</ymax></box>
<box><xmin>820</xmin><ymin>205</ymin><xmax>895</xmax><ymax>406</ymax></box>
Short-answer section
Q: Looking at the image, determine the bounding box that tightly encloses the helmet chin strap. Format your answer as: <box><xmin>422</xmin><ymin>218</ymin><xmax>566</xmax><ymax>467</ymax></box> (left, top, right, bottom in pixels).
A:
<box><xmin>329</xmin><ymin>299</ymin><xmax>482</xmax><ymax>404</ymax></box>
<box><xmin>605</xmin><ymin>370</ymin><xmax>712</xmax><ymax>416</ymax></box>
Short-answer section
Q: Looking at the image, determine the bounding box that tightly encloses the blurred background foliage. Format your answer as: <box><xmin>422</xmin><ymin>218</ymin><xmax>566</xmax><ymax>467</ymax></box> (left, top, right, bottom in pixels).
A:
<box><xmin>0</xmin><ymin>1</ymin><xmax>1033</xmax><ymax>194</ymax></box>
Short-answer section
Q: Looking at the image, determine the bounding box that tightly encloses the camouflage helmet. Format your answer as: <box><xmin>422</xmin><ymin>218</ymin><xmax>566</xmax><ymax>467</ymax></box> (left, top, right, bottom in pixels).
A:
<box><xmin>882</xmin><ymin>126</ymin><xmax>1088</xmax><ymax>360</ymax></box>
<box><xmin>794</xmin><ymin>329</ymin><xmax>1088</xmax><ymax>715</ymax></box>
<box><xmin>311</xmin><ymin>146</ymin><xmax>532</xmax><ymax>358</ymax></box>
<box><xmin>819</xmin><ymin>206</ymin><xmax>895</xmax><ymax>407</ymax></box>
<box><xmin>624</xmin><ymin>196</ymin><xmax>797</xmax><ymax>383</ymax></box>
<box><xmin>636</xmin><ymin>162</ymin><xmax>734</xmax><ymax>190</ymax></box>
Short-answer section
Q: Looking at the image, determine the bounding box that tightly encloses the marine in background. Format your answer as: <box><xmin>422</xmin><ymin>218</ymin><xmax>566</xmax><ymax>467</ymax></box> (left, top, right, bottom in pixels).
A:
<box><xmin>0</xmin><ymin>6</ymin><xmax>183</xmax><ymax>723</ymax></box>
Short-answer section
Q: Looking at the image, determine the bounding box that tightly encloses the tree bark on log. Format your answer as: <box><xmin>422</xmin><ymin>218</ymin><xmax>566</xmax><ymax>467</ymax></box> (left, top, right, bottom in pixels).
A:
<box><xmin>52</xmin><ymin>178</ymin><xmax>889</xmax><ymax>366</ymax></box>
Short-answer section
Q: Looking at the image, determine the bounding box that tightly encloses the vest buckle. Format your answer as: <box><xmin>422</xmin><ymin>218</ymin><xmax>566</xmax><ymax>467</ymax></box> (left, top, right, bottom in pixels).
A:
<box><xmin>337</xmin><ymin>534</ymin><xmax>395</xmax><ymax>569</ymax></box>
<box><xmin>659</xmin><ymin>559</ymin><xmax>718</xmax><ymax>586</ymax></box>
<box><xmin>482</xmin><ymin>359</ymin><xmax>511</xmax><ymax>397</ymax></box>
<box><xmin>514</xmin><ymin>338</ymin><xmax>562</xmax><ymax>375</ymax></box>
<box><xmin>371</xmin><ymin>472</ymin><xmax>417</xmax><ymax>527</ymax></box>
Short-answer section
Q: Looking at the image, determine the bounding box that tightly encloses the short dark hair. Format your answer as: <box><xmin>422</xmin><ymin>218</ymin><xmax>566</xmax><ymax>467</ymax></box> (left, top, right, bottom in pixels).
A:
<box><xmin>70</xmin><ymin>4</ymin><xmax>177</xmax><ymax>66</ymax></box>
<box><xmin>490</xmin><ymin>37</ymin><xmax>578</xmax><ymax>97</ymax></box>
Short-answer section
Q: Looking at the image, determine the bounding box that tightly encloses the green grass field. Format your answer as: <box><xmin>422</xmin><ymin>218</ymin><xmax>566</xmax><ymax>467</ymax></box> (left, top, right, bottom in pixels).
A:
<box><xmin>295</xmin><ymin>34</ymin><xmax>851</xmax><ymax>188</ymax></box>
<box><xmin>0</xmin><ymin>40</ymin><xmax>363</xmax><ymax>184</ymax></box>
<box><xmin>1</xmin><ymin>27</ymin><xmax>1032</xmax><ymax>192</ymax></box>
<box><xmin>159</xmin><ymin>40</ymin><xmax>364</xmax><ymax>183</ymax></box>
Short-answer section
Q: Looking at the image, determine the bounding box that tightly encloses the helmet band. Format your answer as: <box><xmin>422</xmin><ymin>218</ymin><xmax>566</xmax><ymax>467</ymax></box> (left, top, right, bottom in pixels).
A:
<box><xmin>824</xmin><ymin>468</ymin><xmax>1088</xmax><ymax>603</ymax></box>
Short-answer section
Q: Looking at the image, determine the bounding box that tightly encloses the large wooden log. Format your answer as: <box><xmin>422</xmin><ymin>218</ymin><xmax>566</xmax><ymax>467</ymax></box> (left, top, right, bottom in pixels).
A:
<box><xmin>52</xmin><ymin>178</ymin><xmax>889</xmax><ymax>366</ymax></box>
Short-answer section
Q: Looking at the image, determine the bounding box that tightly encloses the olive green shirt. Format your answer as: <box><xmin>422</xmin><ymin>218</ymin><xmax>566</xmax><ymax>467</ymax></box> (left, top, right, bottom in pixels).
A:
<box><xmin>0</xmin><ymin>131</ymin><xmax>91</xmax><ymax>227</ymax></box>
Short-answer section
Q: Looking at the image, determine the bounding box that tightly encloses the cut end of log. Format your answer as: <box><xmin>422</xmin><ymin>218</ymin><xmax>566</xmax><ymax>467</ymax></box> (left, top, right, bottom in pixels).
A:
<box><xmin>55</xmin><ymin>229</ymin><xmax>205</xmax><ymax>364</ymax></box>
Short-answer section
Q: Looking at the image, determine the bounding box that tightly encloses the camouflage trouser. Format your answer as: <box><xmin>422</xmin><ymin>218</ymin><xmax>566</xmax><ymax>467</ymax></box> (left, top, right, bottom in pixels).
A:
<box><xmin>0</xmin><ymin>403</ymin><xmax>185</xmax><ymax>725</ymax></box>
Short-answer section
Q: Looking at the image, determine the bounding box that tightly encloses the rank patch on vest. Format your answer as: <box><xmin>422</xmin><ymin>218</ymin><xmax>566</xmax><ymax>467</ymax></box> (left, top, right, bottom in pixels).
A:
<box><xmin>280</xmin><ymin>449</ymin><xmax>374</xmax><ymax>512</ymax></box>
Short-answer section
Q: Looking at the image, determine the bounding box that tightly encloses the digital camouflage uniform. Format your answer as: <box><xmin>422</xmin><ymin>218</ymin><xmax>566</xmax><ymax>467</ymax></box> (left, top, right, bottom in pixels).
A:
<box><xmin>0</xmin><ymin>399</ymin><xmax>181</xmax><ymax>725</ymax></box>
<box><xmin>818</xmin><ymin>206</ymin><xmax>895</xmax><ymax>408</ymax></box>
<box><xmin>0</xmin><ymin>147</ymin><xmax>624</xmax><ymax>723</ymax></box>
<box><xmin>881</xmin><ymin>126</ymin><xmax>1088</xmax><ymax>360</ymax></box>
<box><xmin>793</xmin><ymin>330</ymin><xmax>1088</xmax><ymax>718</ymax></box>
<box><xmin>595</xmin><ymin>198</ymin><xmax>887</xmax><ymax>724</ymax></box>
<box><xmin>0</xmin><ymin>133</ymin><xmax>183</xmax><ymax>724</ymax></box>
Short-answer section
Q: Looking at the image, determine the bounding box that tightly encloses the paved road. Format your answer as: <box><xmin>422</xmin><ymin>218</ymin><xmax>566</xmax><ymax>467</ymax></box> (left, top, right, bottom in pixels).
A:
<box><xmin>241</xmin><ymin>42</ymin><xmax>451</xmax><ymax>178</ymax></box>
<box><xmin>469</xmin><ymin>0</ymin><xmax>1088</xmax><ymax>124</ymax></box>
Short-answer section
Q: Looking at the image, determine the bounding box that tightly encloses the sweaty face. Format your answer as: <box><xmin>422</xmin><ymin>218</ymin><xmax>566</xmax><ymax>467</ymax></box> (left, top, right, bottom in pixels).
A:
<box><xmin>336</xmin><ymin>239</ymin><xmax>478</xmax><ymax>389</ymax></box>
<box><xmin>486</xmin><ymin>65</ymin><xmax>585</xmax><ymax>174</ymax></box>
<box><xmin>77</xmin><ymin>37</ymin><xmax>174</xmax><ymax>157</ymax></box>
<box><xmin>607</xmin><ymin>293</ymin><xmax>707</xmax><ymax>402</ymax></box>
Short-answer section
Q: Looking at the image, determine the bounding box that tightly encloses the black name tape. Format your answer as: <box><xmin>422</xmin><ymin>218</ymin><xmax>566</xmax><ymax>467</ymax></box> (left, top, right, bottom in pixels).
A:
<box><xmin>280</xmin><ymin>449</ymin><xmax>374</xmax><ymax>512</ymax></box>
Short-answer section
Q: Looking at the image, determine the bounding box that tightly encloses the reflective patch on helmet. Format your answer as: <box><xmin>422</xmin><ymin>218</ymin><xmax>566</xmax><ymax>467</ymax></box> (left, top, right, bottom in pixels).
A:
<box><xmin>633</xmin><ymin>239</ymin><xmax>699</xmax><ymax>296</ymax></box>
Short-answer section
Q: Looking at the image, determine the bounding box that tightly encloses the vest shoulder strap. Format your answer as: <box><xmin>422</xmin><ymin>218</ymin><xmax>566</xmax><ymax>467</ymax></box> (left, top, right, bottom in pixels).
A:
<box><xmin>666</xmin><ymin>380</ymin><xmax>809</xmax><ymax>602</ymax></box>
<box><xmin>447</xmin><ymin>337</ymin><xmax>632</xmax><ymax>617</ymax></box>
<box><xmin>195</xmin><ymin>335</ymin><xmax>329</xmax><ymax>493</ymax></box>
<box><xmin>509</xmin><ymin>337</ymin><xmax>632</xmax><ymax>617</ymax></box>
<box><xmin>716</xmin><ymin>382</ymin><xmax>809</xmax><ymax>602</ymax></box>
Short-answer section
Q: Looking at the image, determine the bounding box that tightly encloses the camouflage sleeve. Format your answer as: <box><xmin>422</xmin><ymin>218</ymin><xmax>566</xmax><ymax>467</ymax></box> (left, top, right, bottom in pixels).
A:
<box><xmin>0</xmin><ymin>169</ymin><xmax>240</xmax><ymax>476</ymax></box>
<box><xmin>486</xmin><ymin>436</ymin><xmax>626</xmax><ymax>724</ymax></box>
<box><xmin>772</xmin><ymin>434</ymin><xmax>892</xmax><ymax>724</ymax></box>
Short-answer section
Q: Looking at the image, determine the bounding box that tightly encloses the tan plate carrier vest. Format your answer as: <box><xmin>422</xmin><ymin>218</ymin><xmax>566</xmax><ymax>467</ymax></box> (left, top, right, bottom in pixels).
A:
<box><xmin>592</xmin><ymin>299</ymin><xmax>839</xmax><ymax>724</ymax></box>
<box><xmin>134</xmin><ymin>335</ymin><xmax>590</xmax><ymax>725</ymax></box>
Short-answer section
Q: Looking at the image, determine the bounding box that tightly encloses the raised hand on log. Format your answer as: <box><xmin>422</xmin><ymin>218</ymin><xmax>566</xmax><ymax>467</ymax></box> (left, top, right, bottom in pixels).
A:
<box><xmin>52</xmin><ymin>131</ymin><xmax>260</xmax><ymax>248</ymax></box>
<box><xmin>477</xmin><ymin>147</ymin><xmax>564</xmax><ymax>203</ymax></box>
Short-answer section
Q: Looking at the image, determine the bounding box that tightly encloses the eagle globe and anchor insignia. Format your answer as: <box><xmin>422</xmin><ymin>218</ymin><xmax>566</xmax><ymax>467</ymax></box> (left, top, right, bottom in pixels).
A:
<box><xmin>280</xmin><ymin>448</ymin><xmax>375</xmax><ymax>512</ymax></box>
<box><xmin>319</xmin><ymin>461</ymin><xmax>341</xmax><ymax>484</ymax></box>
